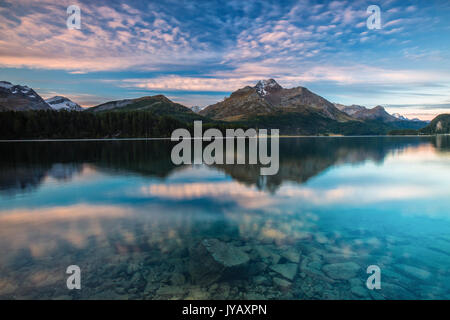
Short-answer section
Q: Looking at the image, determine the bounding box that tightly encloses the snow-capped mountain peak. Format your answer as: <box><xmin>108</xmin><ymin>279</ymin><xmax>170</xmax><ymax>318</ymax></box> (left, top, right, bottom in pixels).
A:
<box><xmin>255</xmin><ymin>79</ymin><xmax>282</xmax><ymax>96</ymax></box>
<box><xmin>392</xmin><ymin>112</ymin><xmax>425</xmax><ymax>122</ymax></box>
<box><xmin>392</xmin><ymin>113</ymin><xmax>408</xmax><ymax>121</ymax></box>
<box><xmin>45</xmin><ymin>96</ymin><xmax>83</xmax><ymax>111</ymax></box>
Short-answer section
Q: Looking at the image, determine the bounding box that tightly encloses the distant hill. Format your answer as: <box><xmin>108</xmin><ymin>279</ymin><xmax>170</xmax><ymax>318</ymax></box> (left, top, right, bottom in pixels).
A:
<box><xmin>0</xmin><ymin>81</ymin><xmax>51</xmax><ymax>111</ymax></box>
<box><xmin>391</xmin><ymin>113</ymin><xmax>423</xmax><ymax>122</ymax></box>
<box><xmin>87</xmin><ymin>95</ymin><xmax>207</xmax><ymax>122</ymax></box>
<box><xmin>420</xmin><ymin>114</ymin><xmax>450</xmax><ymax>134</ymax></box>
<box><xmin>46</xmin><ymin>96</ymin><xmax>83</xmax><ymax>111</ymax></box>
<box><xmin>334</xmin><ymin>104</ymin><xmax>366</xmax><ymax>116</ymax></box>
<box><xmin>336</xmin><ymin>104</ymin><xmax>397</xmax><ymax>122</ymax></box>
<box><xmin>336</xmin><ymin>104</ymin><xmax>429</xmax><ymax>130</ymax></box>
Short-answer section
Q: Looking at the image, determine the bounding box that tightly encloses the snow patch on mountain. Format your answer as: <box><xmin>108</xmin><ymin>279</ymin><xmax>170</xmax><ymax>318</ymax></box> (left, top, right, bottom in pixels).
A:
<box><xmin>191</xmin><ymin>105</ymin><xmax>202</xmax><ymax>113</ymax></box>
<box><xmin>392</xmin><ymin>113</ymin><xmax>408</xmax><ymax>121</ymax></box>
<box><xmin>255</xmin><ymin>79</ymin><xmax>282</xmax><ymax>96</ymax></box>
<box><xmin>0</xmin><ymin>81</ymin><xmax>13</xmax><ymax>89</ymax></box>
<box><xmin>392</xmin><ymin>113</ymin><xmax>425</xmax><ymax>122</ymax></box>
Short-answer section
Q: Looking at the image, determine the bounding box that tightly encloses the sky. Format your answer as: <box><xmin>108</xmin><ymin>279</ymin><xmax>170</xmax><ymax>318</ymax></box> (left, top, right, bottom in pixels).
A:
<box><xmin>0</xmin><ymin>0</ymin><xmax>449</xmax><ymax>120</ymax></box>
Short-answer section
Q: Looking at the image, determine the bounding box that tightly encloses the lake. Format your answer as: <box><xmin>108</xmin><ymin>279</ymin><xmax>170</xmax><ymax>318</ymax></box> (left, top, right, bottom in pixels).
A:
<box><xmin>0</xmin><ymin>136</ymin><xmax>449</xmax><ymax>300</ymax></box>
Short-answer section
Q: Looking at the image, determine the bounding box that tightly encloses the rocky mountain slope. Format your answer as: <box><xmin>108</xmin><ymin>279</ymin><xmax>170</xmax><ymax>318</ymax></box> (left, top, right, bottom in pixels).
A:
<box><xmin>0</xmin><ymin>81</ymin><xmax>51</xmax><ymax>111</ymax></box>
<box><xmin>199</xmin><ymin>85</ymin><xmax>276</xmax><ymax>121</ymax></box>
<box><xmin>45</xmin><ymin>96</ymin><xmax>83</xmax><ymax>111</ymax></box>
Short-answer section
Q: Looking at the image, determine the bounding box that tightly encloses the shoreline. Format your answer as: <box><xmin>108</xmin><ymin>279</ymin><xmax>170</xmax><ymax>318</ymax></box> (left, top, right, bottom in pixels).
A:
<box><xmin>0</xmin><ymin>134</ymin><xmax>444</xmax><ymax>142</ymax></box>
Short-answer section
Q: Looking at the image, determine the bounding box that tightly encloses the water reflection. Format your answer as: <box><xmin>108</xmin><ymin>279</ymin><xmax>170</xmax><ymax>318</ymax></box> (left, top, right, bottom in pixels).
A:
<box><xmin>1</xmin><ymin>136</ymin><xmax>448</xmax><ymax>195</ymax></box>
<box><xmin>0</xmin><ymin>136</ymin><xmax>449</xmax><ymax>300</ymax></box>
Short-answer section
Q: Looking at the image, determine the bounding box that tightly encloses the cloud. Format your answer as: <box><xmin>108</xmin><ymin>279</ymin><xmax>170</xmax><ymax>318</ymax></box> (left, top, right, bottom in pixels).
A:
<box><xmin>119</xmin><ymin>76</ymin><xmax>259</xmax><ymax>92</ymax></box>
<box><xmin>385</xmin><ymin>104</ymin><xmax>450</xmax><ymax>120</ymax></box>
<box><xmin>140</xmin><ymin>181</ymin><xmax>275</xmax><ymax>209</ymax></box>
<box><xmin>117</xmin><ymin>66</ymin><xmax>450</xmax><ymax>93</ymax></box>
<box><xmin>0</xmin><ymin>0</ymin><xmax>208</xmax><ymax>72</ymax></box>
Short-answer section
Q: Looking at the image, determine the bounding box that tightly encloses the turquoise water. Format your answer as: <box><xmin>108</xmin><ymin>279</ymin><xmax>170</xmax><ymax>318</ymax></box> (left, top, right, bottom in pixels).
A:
<box><xmin>0</xmin><ymin>136</ymin><xmax>449</xmax><ymax>299</ymax></box>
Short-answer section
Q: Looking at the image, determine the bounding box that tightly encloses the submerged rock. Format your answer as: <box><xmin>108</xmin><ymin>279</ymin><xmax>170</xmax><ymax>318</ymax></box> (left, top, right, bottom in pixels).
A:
<box><xmin>253</xmin><ymin>275</ymin><xmax>270</xmax><ymax>285</ymax></box>
<box><xmin>351</xmin><ymin>286</ymin><xmax>369</xmax><ymax>298</ymax></box>
<box><xmin>245</xmin><ymin>292</ymin><xmax>266</xmax><ymax>300</ymax></box>
<box><xmin>202</xmin><ymin>238</ymin><xmax>250</xmax><ymax>267</ymax></box>
<box><xmin>322</xmin><ymin>262</ymin><xmax>360</xmax><ymax>280</ymax></box>
<box><xmin>170</xmin><ymin>273</ymin><xmax>186</xmax><ymax>286</ymax></box>
<box><xmin>379</xmin><ymin>283</ymin><xmax>416</xmax><ymax>300</ymax></box>
<box><xmin>126</xmin><ymin>262</ymin><xmax>140</xmax><ymax>275</ymax></box>
<box><xmin>273</xmin><ymin>277</ymin><xmax>292</xmax><ymax>289</ymax></box>
<box><xmin>186</xmin><ymin>286</ymin><xmax>210</xmax><ymax>300</ymax></box>
<box><xmin>156</xmin><ymin>285</ymin><xmax>185</xmax><ymax>298</ymax></box>
<box><xmin>394</xmin><ymin>264</ymin><xmax>431</xmax><ymax>281</ymax></box>
<box><xmin>280</xmin><ymin>249</ymin><xmax>301</xmax><ymax>263</ymax></box>
<box><xmin>269</xmin><ymin>263</ymin><xmax>298</xmax><ymax>280</ymax></box>
<box><xmin>300</xmin><ymin>256</ymin><xmax>335</xmax><ymax>283</ymax></box>
<box><xmin>322</xmin><ymin>253</ymin><xmax>358</xmax><ymax>264</ymax></box>
<box><xmin>189</xmin><ymin>239</ymin><xmax>250</xmax><ymax>285</ymax></box>
<box><xmin>255</xmin><ymin>246</ymin><xmax>281</xmax><ymax>264</ymax></box>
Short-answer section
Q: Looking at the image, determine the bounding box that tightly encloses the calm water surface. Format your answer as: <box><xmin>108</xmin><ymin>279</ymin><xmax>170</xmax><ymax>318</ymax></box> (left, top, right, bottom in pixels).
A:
<box><xmin>0</xmin><ymin>136</ymin><xmax>449</xmax><ymax>299</ymax></box>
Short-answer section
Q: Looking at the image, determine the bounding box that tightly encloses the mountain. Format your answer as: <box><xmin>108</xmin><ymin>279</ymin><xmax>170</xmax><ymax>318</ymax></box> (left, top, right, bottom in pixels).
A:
<box><xmin>392</xmin><ymin>113</ymin><xmax>408</xmax><ymax>121</ymax></box>
<box><xmin>87</xmin><ymin>95</ymin><xmax>206</xmax><ymax>122</ymax></box>
<box><xmin>199</xmin><ymin>79</ymin><xmax>429</xmax><ymax>135</ymax></box>
<box><xmin>45</xmin><ymin>96</ymin><xmax>83</xmax><ymax>111</ymax></box>
<box><xmin>0</xmin><ymin>79</ymin><xmax>431</xmax><ymax>137</ymax></box>
<box><xmin>336</xmin><ymin>103</ymin><xmax>397</xmax><ymax>122</ymax></box>
<box><xmin>420</xmin><ymin>114</ymin><xmax>450</xmax><ymax>134</ymax></box>
<box><xmin>200</xmin><ymin>79</ymin><xmax>351</xmax><ymax>122</ymax></box>
<box><xmin>334</xmin><ymin>104</ymin><xmax>366</xmax><ymax>116</ymax></box>
<box><xmin>352</xmin><ymin>105</ymin><xmax>398</xmax><ymax>122</ymax></box>
<box><xmin>199</xmin><ymin>85</ymin><xmax>275</xmax><ymax>121</ymax></box>
<box><xmin>392</xmin><ymin>113</ymin><xmax>428</xmax><ymax>122</ymax></box>
<box><xmin>0</xmin><ymin>81</ymin><xmax>51</xmax><ymax>111</ymax></box>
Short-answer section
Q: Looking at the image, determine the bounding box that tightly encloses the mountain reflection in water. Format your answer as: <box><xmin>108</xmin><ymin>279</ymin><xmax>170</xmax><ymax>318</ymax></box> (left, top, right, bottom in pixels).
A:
<box><xmin>1</xmin><ymin>136</ymin><xmax>448</xmax><ymax>195</ymax></box>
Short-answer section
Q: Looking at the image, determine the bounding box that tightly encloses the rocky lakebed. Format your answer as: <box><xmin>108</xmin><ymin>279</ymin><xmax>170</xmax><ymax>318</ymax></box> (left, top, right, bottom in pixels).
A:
<box><xmin>2</xmin><ymin>229</ymin><xmax>449</xmax><ymax>300</ymax></box>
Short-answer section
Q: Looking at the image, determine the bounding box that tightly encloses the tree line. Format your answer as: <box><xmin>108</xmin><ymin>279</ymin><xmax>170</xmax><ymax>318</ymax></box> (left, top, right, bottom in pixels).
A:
<box><xmin>0</xmin><ymin>110</ymin><xmax>247</xmax><ymax>139</ymax></box>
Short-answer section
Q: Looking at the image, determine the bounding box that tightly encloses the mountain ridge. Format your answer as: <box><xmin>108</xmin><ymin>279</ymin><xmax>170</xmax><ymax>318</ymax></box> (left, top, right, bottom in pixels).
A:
<box><xmin>200</xmin><ymin>79</ymin><xmax>351</xmax><ymax>122</ymax></box>
<box><xmin>335</xmin><ymin>103</ymin><xmax>398</xmax><ymax>122</ymax></box>
<box><xmin>88</xmin><ymin>94</ymin><xmax>207</xmax><ymax>123</ymax></box>
<box><xmin>0</xmin><ymin>79</ymin><xmax>437</xmax><ymax>137</ymax></box>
